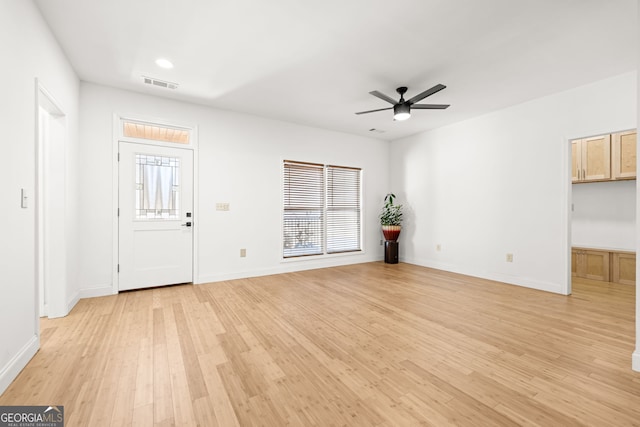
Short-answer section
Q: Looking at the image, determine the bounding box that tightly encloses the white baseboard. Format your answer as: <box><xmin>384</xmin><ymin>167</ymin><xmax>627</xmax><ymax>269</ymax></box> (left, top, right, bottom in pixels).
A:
<box><xmin>0</xmin><ymin>335</ymin><xmax>39</xmax><ymax>396</ymax></box>
<box><xmin>198</xmin><ymin>267</ymin><xmax>286</xmax><ymax>284</ymax></box>
<box><xmin>48</xmin><ymin>290</ymin><xmax>81</xmax><ymax>319</ymax></box>
<box><xmin>633</xmin><ymin>350</ymin><xmax>640</xmax><ymax>372</ymax></box>
<box><xmin>197</xmin><ymin>256</ymin><xmax>382</xmax><ymax>284</ymax></box>
<box><xmin>66</xmin><ymin>291</ymin><xmax>80</xmax><ymax>315</ymax></box>
<box><xmin>45</xmin><ymin>286</ymin><xmax>114</xmax><ymax>319</ymax></box>
<box><xmin>78</xmin><ymin>285</ymin><xmax>114</xmax><ymax>299</ymax></box>
<box><xmin>400</xmin><ymin>257</ymin><xmax>565</xmax><ymax>295</ymax></box>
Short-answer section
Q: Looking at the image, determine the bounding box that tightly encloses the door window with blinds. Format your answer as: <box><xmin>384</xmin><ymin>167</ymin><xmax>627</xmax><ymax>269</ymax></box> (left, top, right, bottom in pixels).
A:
<box><xmin>283</xmin><ymin>160</ymin><xmax>362</xmax><ymax>258</ymax></box>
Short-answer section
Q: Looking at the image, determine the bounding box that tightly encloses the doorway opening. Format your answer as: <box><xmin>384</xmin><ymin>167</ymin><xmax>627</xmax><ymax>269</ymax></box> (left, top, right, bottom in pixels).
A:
<box><xmin>113</xmin><ymin>117</ymin><xmax>197</xmax><ymax>292</ymax></box>
<box><xmin>569</xmin><ymin>131</ymin><xmax>637</xmax><ymax>294</ymax></box>
<box><xmin>37</xmin><ymin>83</ymin><xmax>67</xmax><ymax>318</ymax></box>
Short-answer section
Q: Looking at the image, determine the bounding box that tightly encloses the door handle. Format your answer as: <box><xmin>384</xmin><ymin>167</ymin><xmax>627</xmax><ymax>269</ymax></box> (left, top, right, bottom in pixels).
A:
<box><xmin>181</xmin><ymin>222</ymin><xmax>192</xmax><ymax>227</ymax></box>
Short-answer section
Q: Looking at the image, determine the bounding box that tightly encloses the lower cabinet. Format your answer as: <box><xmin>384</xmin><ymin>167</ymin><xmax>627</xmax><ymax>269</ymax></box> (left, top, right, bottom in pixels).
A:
<box><xmin>572</xmin><ymin>247</ymin><xmax>636</xmax><ymax>285</ymax></box>
<box><xmin>572</xmin><ymin>248</ymin><xmax>609</xmax><ymax>281</ymax></box>
<box><xmin>613</xmin><ymin>252</ymin><xmax>636</xmax><ymax>285</ymax></box>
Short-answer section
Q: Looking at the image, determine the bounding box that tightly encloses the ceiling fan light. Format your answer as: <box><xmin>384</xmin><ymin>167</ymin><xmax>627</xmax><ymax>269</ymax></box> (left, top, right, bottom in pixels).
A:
<box><xmin>393</xmin><ymin>104</ymin><xmax>411</xmax><ymax>121</ymax></box>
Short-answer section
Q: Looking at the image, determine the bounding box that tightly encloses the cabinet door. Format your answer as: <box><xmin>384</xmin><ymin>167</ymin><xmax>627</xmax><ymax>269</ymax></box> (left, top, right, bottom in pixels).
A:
<box><xmin>571</xmin><ymin>249</ymin><xmax>579</xmax><ymax>276</ymax></box>
<box><xmin>581</xmin><ymin>135</ymin><xmax>611</xmax><ymax>181</ymax></box>
<box><xmin>612</xmin><ymin>131</ymin><xmax>636</xmax><ymax>180</ymax></box>
<box><xmin>583</xmin><ymin>250</ymin><xmax>610</xmax><ymax>281</ymax></box>
<box><xmin>612</xmin><ymin>252</ymin><xmax>636</xmax><ymax>285</ymax></box>
<box><xmin>571</xmin><ymin>140</ymin><xmax>582</xmax><ymax>182</ymax></box>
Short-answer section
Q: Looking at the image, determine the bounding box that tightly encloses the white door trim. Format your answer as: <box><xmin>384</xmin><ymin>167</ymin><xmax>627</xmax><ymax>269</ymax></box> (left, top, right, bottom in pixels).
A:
<box><xmin>36</xmin><ymin>80</ymin><xmax>68</xmax><ymax>320</ymax></box>
<box><xmin>112</xmin><ymin>114</ymin><xmax>199</xmax><ymax>294</ymax></box>
<box><xmin>562</xmin><ymin>137</ymin><xmax>572</xmax><ymax>296</ymax></box>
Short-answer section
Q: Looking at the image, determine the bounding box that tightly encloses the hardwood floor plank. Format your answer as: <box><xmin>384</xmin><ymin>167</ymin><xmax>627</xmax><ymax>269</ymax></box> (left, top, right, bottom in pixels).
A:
<box><xmin>152</xmin><ymin>307</ymin><xmax>175</xmax><ymax>426</ymax></box>
<box><xmin>1</xmin><ymin>262</ymin><xmax>639</xmax><ymax>426</ymax></box>
<box><xmin>131</xmin><ymin>403</ymin><xmax>153</xmax><ymax>427</ymax></box>
<box><xmin>133</xmin><ymin>337</ymin><xmax>153</xmax><ymax>409</ymax></box>
<box><xmin>171</xmin><ymin>303</ymin><xmax>208</xmax><ymax>401</ymax></box>
<box><xmin>197</xmin><ymin>354</ymin><xmax>240</xmax><ymax>427</ymax></box>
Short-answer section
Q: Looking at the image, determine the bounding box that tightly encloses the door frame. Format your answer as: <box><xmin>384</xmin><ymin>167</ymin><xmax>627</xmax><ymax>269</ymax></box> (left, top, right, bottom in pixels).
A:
<box><xmin>111</xmin><ymin>114</ymin><xmax>199</xmax><ymax>294</ymax></box>
<box><xmin>36</xmin><ymin>80</ymin><xmax>68</xmax><ymax>319</ymax></box>
<box><xmin>563</xmin><ymin>136</ymin><xmax>573</xmax><ymax>296</ymax></box>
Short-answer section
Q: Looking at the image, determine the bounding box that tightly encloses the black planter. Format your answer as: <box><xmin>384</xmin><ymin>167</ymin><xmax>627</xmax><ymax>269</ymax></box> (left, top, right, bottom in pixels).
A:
<box><xmin>384</xmin><ymin>241</ymin><xmax>398</xmax><ymax>264</ymax></box>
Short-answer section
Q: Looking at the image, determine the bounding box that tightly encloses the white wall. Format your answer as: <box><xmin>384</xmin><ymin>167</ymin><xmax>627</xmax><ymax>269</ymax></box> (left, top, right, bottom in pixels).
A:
<box><xmin>390</xmin><ymin>72</ymin><xmax>637</xmax><ymax>295</ymax></box>
<box><xmin>0</xmin><ymin>1</ymin><xmax>79</xmax><ymax>394</ymax></box>
<box><xmin>572</xmin><ymin>180</ymin><xmax>635</xmax><ymax>250</ymax></box>
<box><xmin>77</xmin><ymin>83</ymin><xmax>389</xmax><ymax>294</ymax></box>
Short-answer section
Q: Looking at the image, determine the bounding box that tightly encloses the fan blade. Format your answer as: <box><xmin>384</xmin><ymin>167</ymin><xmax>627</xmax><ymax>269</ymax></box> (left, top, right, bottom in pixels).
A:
<box><xmin>355</xmin><ymin>107</ymin><xmax>393</xmax><ymax>115</ymax></box>
<box><xmin>407</xmin><ymin>84</ymin><xmax>446</xmax><ymax>105</ymax></box>
<box><xmin>411</xmin><ymin>104</ymin><xmax>450</xmax><ymax>109</ymax></box>
<box><xmin>369</xmin><ymin>90</ymin><xmax>398</xmax><ymax>105</ymax></box>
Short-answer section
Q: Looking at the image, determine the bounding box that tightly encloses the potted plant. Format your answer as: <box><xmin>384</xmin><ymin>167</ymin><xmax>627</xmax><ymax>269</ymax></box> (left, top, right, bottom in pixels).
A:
<box><xmin>380</xmin><ymin>193</ymin><xmax>403</xmax><ymax>241</ymax></box>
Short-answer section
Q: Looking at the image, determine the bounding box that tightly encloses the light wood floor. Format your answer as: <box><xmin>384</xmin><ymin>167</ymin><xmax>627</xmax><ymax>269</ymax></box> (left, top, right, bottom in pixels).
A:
<box><xmin>1</xmin><ymin>262</ymin><xmax>639</xmax><ymax>426</ymax></box>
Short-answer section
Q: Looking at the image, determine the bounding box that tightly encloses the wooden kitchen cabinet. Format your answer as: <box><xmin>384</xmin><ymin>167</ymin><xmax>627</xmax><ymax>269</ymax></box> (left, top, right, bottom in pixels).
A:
<box><xmin>572</xmin><ymin>247</ymin><xmax>636</xmax><ymax>285</ymax></box>
<box><xmin>571</xmin><ymin>140</ymin><xmax>581</xmax><ymax>182</ymax></box>
<box><xmin>572</xmin><ymin>248</ymin><xmax>610</xmax><ymax>281</ymax></box>
<box><xmin>612</xmin><ymin>252</ymin><xmax>636</xmax><ymax>285</ymax></box>
<box><xmin>571</xmin><ymin>135</ymin><xmax>611</xmax><ymax>183</ymax></box>
<box><xmin>572</xmin><ymin>130</ymin><xmax>636</xmax><ymax>183</ymax></box>
<box><xmin>571</xmin><ymin>249</ymin><xmax>579</xmax><ymax>276</ymax></box>
<box><xmin>612</xmin><ymin>131</ymin><xmax>637</xmax><ymax>180</ymax></box>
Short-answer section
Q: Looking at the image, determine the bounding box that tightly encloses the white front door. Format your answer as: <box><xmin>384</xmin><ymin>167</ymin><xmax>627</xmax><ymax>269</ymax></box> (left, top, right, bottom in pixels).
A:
<box><xmin>118</xmin><ymin>142</ymin><xmax>194</xmax><ymax>291</ymax></box>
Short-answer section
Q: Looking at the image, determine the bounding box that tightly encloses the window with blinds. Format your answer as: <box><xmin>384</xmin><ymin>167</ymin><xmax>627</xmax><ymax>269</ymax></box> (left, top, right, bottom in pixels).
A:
<box><xmin>326</xmin><ymin>166</ymin><xmax>361</xmax><ymax>253</ymax></box>
<box><xmin>283</xmin><ymin>161</ymin><xmax>361</xmax><ymax>258</ymax></box>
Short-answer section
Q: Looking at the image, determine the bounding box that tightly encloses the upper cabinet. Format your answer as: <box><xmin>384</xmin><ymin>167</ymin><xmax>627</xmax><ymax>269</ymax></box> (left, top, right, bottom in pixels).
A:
<box><xmin>572</xmin><ymin>135</ymin><xmax>611</xmax><ymax>182</ymax></box>
<box><xmin>612</xmin><ymin>131</ymin><xmax>637</xmax><ymax>180</ymax></box>
<box><xmin>572</xmin><ymin>130</ymin><xmax>636</xmax><ymax>183</ymax></box>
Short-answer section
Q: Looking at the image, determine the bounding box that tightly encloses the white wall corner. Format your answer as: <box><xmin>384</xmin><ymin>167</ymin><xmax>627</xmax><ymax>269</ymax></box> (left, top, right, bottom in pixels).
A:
<box><xmin>66</xmin><ymin>291</ymin><xmax>80</xmax><ymax>316</ymax></box>
<box><xmin>633</xmin><ymin>350</ymin><xmax>640</xmax><ymax>372</ymax></box>
<box><xmin>46</xmin><ymin>288</ymin><xmax>78</xmax><ymax>319</ymax></box>
<box><xmin>48</xmin><ymin>286</ymin><xmax>115</xmax><ymax>318</ymax></box>
<box><xmin>0</xmin><ymin>335</ymin><xmax>39</xmax><ymax>395</ymax></box>
<box><xmin>400</xmin><ymin>257</ymin><xmax>565</xmax><ymax>295</ymax></box>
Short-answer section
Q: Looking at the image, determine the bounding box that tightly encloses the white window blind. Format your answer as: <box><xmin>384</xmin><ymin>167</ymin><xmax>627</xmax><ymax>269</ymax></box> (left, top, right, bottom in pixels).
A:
<box><xmin>327</xmin><ymin>166</ymin><xmax>361</xmax><ymax>253</ymax></box>
<box><xmin>283</xmin><ymin>161</ymin><xmax>362</xmax><ymax>258</ymax></box>
<box><xmin>283</xmin><ymin>161</ymin><xmax>324</xmax><ymax>257</ymax></box>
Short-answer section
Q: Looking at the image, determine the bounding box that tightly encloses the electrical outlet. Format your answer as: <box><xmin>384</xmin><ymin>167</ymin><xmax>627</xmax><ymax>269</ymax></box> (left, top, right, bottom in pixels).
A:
<box><xmin>436</xmin><ymin>244</ymin><xmax>441</xmax><ymax>252</ymax></box>
<box><xmin>506</xmin><ymin>253</ymin><xmax>513</xmax><ymax>262</ymax></box>
<box><xmin>380</xmin><ymin>240</ymin><xmax>383</xmax><ymax>246</ymax></box>
<box><xmin>240</xmin><ymin>248</ymin><xmax>246</xmax><ymax>257</ymax></box>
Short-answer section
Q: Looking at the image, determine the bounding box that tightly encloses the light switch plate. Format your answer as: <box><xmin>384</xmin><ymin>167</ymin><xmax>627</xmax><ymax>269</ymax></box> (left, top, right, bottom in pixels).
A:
<box><xmin>21</xmin><ymin>189</ymin><xmax>28</xmax><ymax>208</ymax></box>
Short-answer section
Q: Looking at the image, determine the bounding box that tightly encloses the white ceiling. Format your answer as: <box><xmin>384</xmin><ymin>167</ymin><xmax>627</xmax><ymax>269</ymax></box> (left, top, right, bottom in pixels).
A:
<box><xmin>35</xmin><ymin>0</ymin><xmax>637</xmax><ymax>141</ymax></box>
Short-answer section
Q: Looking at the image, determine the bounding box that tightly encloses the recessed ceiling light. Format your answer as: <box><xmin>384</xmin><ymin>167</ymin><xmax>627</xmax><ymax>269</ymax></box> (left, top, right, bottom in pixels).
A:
<box><xmin>155</xmin><ymin>58</ymin><xmax>174</xmax><ymax>69</ymax></box>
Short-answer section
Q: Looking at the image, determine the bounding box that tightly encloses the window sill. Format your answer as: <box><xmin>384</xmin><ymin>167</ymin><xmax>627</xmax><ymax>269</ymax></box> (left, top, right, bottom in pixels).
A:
<box><xmin>281</xmin><ymin>250</ymin><xmax>364</xmax><ymax>263</ymax></box>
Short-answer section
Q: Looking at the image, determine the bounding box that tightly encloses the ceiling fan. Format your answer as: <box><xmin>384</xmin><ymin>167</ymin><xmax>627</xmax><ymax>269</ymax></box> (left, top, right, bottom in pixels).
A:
<box><xmin>355</xmin><ymin>84</ymin><xmax>450</xmax><ymax>121</ymax></box>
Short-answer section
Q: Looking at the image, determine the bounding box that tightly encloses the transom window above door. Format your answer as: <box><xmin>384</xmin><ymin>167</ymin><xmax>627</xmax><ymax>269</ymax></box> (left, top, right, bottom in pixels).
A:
<box><xmin>123</xmin><ymin>120</ymin><xmax>190</xmax><ymax>144</ymax></box>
